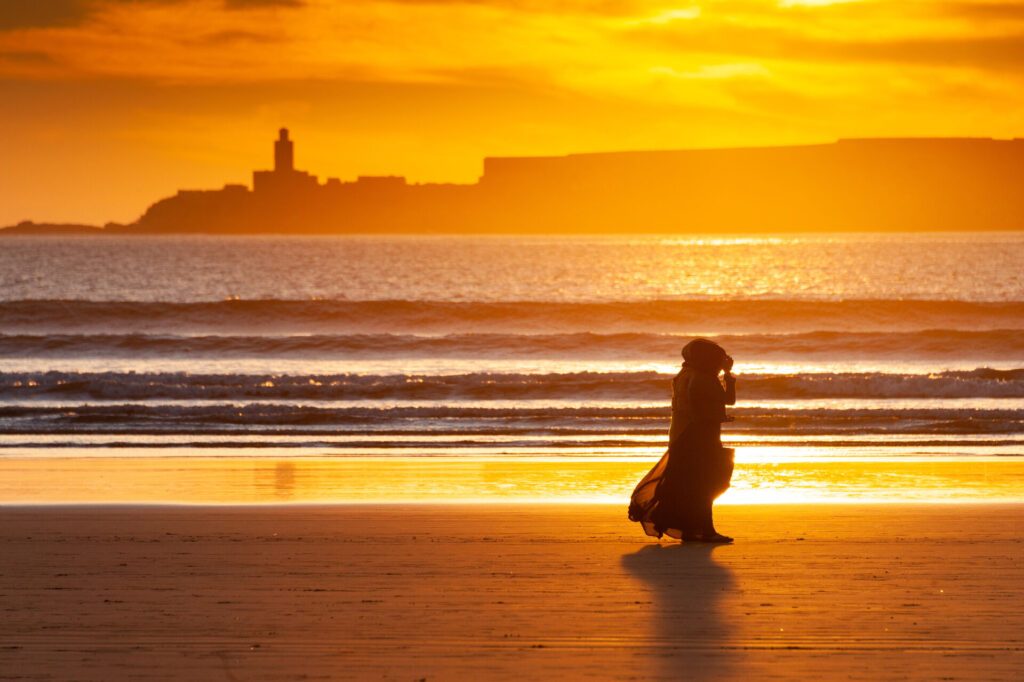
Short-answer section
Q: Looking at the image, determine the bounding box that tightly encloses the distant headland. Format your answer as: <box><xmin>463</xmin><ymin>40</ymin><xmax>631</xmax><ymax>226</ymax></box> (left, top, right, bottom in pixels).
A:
<box><xmin>6</xmin><ymin>130</ymin><xmax>1024</xmax><ymax>234</ymax></box>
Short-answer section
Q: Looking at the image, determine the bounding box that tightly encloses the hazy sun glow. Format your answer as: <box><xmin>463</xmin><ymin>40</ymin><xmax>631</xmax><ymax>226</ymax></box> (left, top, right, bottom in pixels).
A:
<box><xmin>2</xmin><ymin>0</ymin><xmax>1024</xmax><ymax>224</ymax></box>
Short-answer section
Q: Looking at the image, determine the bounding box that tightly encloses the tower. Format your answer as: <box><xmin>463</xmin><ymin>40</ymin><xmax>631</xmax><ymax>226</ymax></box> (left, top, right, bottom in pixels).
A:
<box><xmin>274</xmin><ymin>128</ymin><xmax>294</xmax><ymax>173</ymax></box>
<box><xmin>253</xmin><ymin>127</ymin><xmax>318</xmax><ymax>194</ymax></box>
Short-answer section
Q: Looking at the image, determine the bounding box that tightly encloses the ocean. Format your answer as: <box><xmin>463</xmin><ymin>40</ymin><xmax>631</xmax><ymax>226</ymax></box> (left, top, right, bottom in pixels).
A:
<box><xmin>1</xmin><ymin>233</ymin><xmax>1023</xmax><ymax>504</ymax></box>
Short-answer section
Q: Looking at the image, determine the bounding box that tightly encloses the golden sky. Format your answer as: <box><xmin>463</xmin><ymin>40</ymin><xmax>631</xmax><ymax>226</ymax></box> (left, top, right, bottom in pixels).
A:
<box><xmin>2</xmin><ymin>0</ymin><xmax>1024</xmax><ymax>224</ymax></box>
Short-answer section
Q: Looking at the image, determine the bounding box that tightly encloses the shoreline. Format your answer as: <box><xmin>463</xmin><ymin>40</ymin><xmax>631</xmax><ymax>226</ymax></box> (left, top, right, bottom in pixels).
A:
<box><xmin>3</xmin><ymin>499</ymin><xmax>1024</xmax><ymax>508</ymax></box>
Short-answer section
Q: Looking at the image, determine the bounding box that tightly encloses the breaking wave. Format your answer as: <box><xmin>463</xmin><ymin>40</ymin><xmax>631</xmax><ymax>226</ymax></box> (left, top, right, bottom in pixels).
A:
<box><xmin>1</xmin><ymin>403</ymin><xmax>1020</xmax><ymax>436</ymax></box>
<box><xmin>3</xmin><ymin>368</ymin><xmax>1024</xmax><ymax>402</ymax></box>
<box><xmin>2</xmin><ymin>298</ymin><xmax>1021</xmax><ymax>334</ymax></box>
<box><xmin>2</xmin><ymin>329</ymin><xmax>1023</xmax><ymax>360</ymax></box>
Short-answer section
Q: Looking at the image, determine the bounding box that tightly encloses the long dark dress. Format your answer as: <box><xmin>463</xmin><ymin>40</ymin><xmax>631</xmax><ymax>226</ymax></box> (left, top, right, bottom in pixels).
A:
<box><xmin>628</xmin><ymin>366</ymin><xmax>735</xmax><ymax>539</ymax></box>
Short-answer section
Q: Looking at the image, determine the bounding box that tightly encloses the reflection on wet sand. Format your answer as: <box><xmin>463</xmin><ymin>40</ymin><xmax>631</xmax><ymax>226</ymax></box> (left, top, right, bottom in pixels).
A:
<box><xmin>0</xmin><ymin>455</ymin><xmax>1021</xmax><ymax>504</ymax></box>
<box><xmin>273</xmin><ymin>461</ymin><xmax>296</xmax><ymax>499</ymax></box>
<box><xmin>621</xmin><ymin>544</ymin><xmax>737</xmax><ymax>680</ymax></box>
<box><xmin>252</xmin><ymin>460</ymin><xmax>298</xmax><ymax>500</ymax></box>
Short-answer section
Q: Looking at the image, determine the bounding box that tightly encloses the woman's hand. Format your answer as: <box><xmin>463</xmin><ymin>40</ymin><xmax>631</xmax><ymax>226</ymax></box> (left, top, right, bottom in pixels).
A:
<box><xmin>722</xmin><ymin>355</ymin><xmax>737</xmax><ymax>405</ymax></box>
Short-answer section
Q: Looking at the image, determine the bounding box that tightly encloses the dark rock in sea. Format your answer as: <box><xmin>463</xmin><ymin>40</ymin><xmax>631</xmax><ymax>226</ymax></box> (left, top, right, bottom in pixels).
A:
<box><xmin>0</xmin><ymin>221</ymin><xmax>105</xmax><ymax>236</ymax></box>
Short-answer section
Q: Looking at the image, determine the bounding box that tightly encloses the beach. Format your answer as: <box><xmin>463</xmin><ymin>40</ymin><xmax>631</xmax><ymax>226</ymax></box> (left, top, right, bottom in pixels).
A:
<box><xmin>1</xmin><ymin>503</ymin><xmax>1021</xmax><ymax>680</ymax></box>
<box><xmin>1</xmin><ymin>234</ymin><xmax>1023</xmax><ymax>679</ymax></box>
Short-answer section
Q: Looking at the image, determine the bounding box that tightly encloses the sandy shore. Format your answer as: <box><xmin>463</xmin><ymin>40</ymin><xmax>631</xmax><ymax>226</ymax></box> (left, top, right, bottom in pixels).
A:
<box><xmin>1</xmin><ymin>504</ymin><xmax>1021</xmax><ymax>680</ymax></box>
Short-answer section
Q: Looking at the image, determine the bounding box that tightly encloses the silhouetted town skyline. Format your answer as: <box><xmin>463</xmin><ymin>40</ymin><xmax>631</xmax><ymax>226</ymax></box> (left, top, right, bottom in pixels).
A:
<box><xmin>5</xmin><ymin>129</ymin><xmax>1024</xmax><ymax>234</ymax></box>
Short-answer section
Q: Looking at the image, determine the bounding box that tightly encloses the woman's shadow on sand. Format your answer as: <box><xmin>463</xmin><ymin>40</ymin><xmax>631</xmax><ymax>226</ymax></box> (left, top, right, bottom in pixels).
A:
<box><xmin>621</xmin><ymin>543</ymin><xmax>737</xmax><ymax>680</ymax></box>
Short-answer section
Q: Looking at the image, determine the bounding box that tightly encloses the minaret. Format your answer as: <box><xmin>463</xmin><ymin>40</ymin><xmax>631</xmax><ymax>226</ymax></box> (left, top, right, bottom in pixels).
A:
<box><xmin>274</xmin><ymin>128</ymin><xmax>294</xmax><ymax>173</ymax></box>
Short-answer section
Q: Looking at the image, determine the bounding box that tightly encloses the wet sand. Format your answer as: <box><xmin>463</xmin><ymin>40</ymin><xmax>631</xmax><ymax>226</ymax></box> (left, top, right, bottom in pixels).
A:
<box><xmin>0</xmin><ymin>504</ymin><xmax>1021</xmax><ymax>680</ymax></box>
<box><xmin>2</xmin><ymin>455</ymin><xmax>1023</xmax><ymax>504</ymax></box>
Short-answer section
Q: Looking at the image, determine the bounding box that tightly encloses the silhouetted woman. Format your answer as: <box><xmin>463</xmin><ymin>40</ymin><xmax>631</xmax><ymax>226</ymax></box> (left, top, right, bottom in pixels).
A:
<box><xmin>629</xmin><ymin>338</ymin><xmax>736</xmax><ymax>542</ymax></box>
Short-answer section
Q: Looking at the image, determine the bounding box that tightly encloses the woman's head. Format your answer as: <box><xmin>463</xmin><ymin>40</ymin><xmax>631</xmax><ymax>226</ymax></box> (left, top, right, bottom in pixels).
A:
<box><xmin>681</xmin><ymin>338</ymin><xmax>728</xmax><ymax>374</ymax></box>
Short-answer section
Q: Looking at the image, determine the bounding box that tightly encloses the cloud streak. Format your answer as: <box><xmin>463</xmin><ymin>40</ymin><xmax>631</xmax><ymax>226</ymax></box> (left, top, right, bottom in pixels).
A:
<box><xmin>224</xmin><ymin>0</ymin><xmax>304</xmax><ymax>8</ymax></box>
<box><xmin>0</xmin><ymin>0</ymin><xmax>305</xmax><ymax>32</ymax></box>
<box><xmin>0</xmin><ymin>1</ymin><xmax>91</xmax><ymax>30</ymax></box>
<box><xmin>629</xmin><ymin>21</ymin><xmax>1024</xmax><ymax>73</ymax></box>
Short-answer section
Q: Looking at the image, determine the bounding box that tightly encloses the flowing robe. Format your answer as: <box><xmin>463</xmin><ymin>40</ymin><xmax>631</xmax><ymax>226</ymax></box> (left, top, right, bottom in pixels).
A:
<box><xmin>628</xmin><ymin>367</ymin><xmax>735</xmax><ymax>539</ymax></box>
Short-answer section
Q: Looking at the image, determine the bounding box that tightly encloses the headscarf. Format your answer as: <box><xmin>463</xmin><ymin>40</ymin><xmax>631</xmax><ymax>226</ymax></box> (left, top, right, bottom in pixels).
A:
<box><xmin>681</xmin><ymin>337</ymin><xmax>726</xmax><ymax>375</ymax></box>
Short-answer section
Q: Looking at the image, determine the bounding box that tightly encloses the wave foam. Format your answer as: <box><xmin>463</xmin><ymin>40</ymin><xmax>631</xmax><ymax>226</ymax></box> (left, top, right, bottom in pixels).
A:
<box><xmin>1</xmin><ymin>329</ymin><xmax>1022</xmax><ymax>361</ymax></box>
<box><xmin>2</xmin><ymin>298</ymin><xmax>1021</xmax><ymax>334</ymax></box>
<box><xmin>3</xmin><ymin>368</ymin><xmax>1024</xmax><ymax>402</ymax></box>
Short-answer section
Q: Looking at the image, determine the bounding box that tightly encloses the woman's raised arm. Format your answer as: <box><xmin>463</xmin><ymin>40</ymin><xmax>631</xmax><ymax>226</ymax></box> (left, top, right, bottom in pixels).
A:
<box><xmin>723</xmin><ymin>373</ymin><xmax>736</xmax><ymax>406</ymax></box>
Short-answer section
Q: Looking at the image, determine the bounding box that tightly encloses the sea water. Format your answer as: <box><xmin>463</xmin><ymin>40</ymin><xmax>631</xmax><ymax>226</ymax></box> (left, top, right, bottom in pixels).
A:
<box><xmin>1</xmin><ymin>233</ymin><xmax>1022</xmax><ymax>503</ymax></box>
